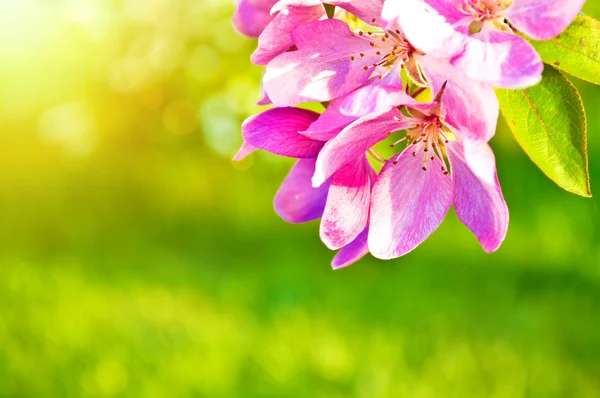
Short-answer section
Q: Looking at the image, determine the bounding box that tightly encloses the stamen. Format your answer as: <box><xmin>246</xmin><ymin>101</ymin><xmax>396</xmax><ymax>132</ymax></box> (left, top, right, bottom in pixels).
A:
<box><xmin>385</xmin><ymin>112</ymin><xmax>455</xmax><ymax>175</ymax></box>
<box><xmin>390</xmin><ymin>137</ymin><xmax>407</xmax><ymax>148</ymax></box>
<box><xmin>349</xmin><ymin>26</ymin><xmax>412</xmax><ymax>80</ymax></box>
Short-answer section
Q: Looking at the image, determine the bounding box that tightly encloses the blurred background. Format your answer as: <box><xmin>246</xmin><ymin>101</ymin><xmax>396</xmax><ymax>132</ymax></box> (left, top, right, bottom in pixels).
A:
<box><xmin>1</xmin><ymin>1</ymin><xmax>600</xmax><ymax>397</ymax></box>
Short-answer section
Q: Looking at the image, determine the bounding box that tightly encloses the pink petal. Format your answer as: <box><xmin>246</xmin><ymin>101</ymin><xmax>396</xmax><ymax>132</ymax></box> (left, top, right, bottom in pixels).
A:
<box><xmin>393</xmin><ymin>1</ymin><xmax>543</xmax><ymax>89</ymax></box>
<box><xmin>251</xmin><ymin>5</ymin><xmax>327</xmax><ymax>66</ymax></box>
<box><xmin>233</xmin><ymin>141</ymin><xmax>257</xmax><ymax>161</ymax></box>
<box><xmin>448</xmin><ymin>140</ymin><xmax>509</xmax><ymax>253</ymax></box>
<box><xmin>242</xmin><ymin>107</ymin><xmax>323</xmax><ymax>158</ymax></box>
<box><xmin>422</xmin><ymin>0</ymin><xmax>465</xmax><ymax>24</ymax></box>
<box><xmin>232</xmin><ymin>0</ymin><xmax>278</xmax><ymax>38</ymax></box>
<box><xmin>257</xmin><ymin>89</ymin><xmax>272</xmax><ymax>106</ymax></box>
<box><xmin>274</xmin><ymin>158</ymin><xmax>331</xmax><ymax>223</ymax></box>
<box><xmin>263</xmin><ymin>19</ymin><xmax>381</xmax><ymax>106</ymax></box>
<box><xmin>385</xmin><ymin>0</ymin><xmax>467</xmax><ymax>58</ymax></box>
<box><xmin>452</xmin><ymin>28</ymin><xmax>543</xmax><ymax>89</ymax></box>
<box><xmin>368</xmin><ymin>148</ymin><xmax>454</xmax><ymax>259</ymax></box>
<box><xmin>303</xmin><ymin>77</ymin><xmax>406</xmax><ymax>141</ymax></box>
<box><xmin>320</xmin><ymin>156</ymin><xmax>375</xmax><ymax>249</ymax></box>
<box><xmin>273</xmin><ymin>0</ymin><xmax>384</xmax><ymax>24</ymax></box>
<box><xmin>272</xmin><ymin>0</ymin><xmax>322</xmax><ymax>10</ymax></box>
<box><xmin>312</xmin><ymin>108</ymin><xmax>414</xmax><ymax>186</ymax></box>
<box><xmin>506</xmin><ymin>0</ymin><xmax>586</xmax><ymax>40</ymax></box>
<box><xmin>329</xmin><ymin>0</ymin><xmax>385</xmax><ymax>24</ymax></box>
<box><xmin>331</xmin><ymin>228</ymin><xmax>369</xmax><ymax>270</ymax></box>
<box><xmin>418</xmin><ymin>55</ymin><xmax>499</xmax><ymax>142</ymax></box>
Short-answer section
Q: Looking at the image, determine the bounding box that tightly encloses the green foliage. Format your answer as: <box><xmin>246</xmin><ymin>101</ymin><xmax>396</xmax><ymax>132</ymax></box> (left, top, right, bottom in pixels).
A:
<box><xmin>530</xmin><ymin>15</ymin><xmax>600</xmax><ymax>86</ymax></box>
<box><xmin>497</xmin><ymin>67</ymin><xmax>591</xmax><ymax>197</ymax></box>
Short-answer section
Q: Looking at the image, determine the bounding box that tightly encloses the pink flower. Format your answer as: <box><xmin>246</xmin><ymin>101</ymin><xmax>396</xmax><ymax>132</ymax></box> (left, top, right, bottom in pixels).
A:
<box><xmin>390</xmin><ymin>0</ymin><xmax>583</xmax><ymax>88</ymax></box>
<box><xmin>263</xmin><ymin>10</ymin><xmax>498</xmax><ymax>141</ymax></box>
<box><xmin>251</xmin><ymin>0</ymin><xmax>385</xmax><ymax>66</ymax></box>
<box><xmin>312</xmin><ymin>83</ymin><xmax>509</xmax><ymax>258</ymax></box>
<box><xmin>236</xmin><ymin>106</ymin><xmax>376</xmax><ymax>268</ymax></box>
<box><xmin>429</xmin><ymin>0</ymin><xmax>585</xmax><ymax>40</ymax></box>
<box><xmin>263</xmin><ymin>18</ymin><xmax>388</xmax><ymax>104</ymax></box>
<box><xmin>232</xmin><ymin>0</ymin><xmax>279</xmax><ymax>38</ymax></box>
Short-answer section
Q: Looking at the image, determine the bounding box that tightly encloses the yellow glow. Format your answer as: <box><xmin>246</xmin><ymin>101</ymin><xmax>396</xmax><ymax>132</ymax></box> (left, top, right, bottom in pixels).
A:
<box><xmin>0</xmin><ymin>1</ymin><xmax>56</xmax><ymax>54</ymax></box>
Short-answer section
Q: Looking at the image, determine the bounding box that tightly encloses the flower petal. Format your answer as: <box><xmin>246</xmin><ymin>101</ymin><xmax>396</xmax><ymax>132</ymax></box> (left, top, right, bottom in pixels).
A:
<box><xmin>418</xmin><ymin>56</ymin><xmax>498</xmax><ymax>142</ymax></box>
<box><xmin>242</xmin><ymin>107</ymin><xmax>323</xmax><ymax>158</ymax></box>
<box><xmin>263</xmin><ymin>19</ymin><xmax>381</xmax><ymax>106</ymax></box>
<box><xmin>274</xmin><ymin>158</ymin><xmax>331</xmax><ymax>223</ymax></box>
<box><xmin>312</xmin><ymin>108</ymin><xmax>413</xmax><ymax>186</ymax></box>
<box><xmin>368</xmin><ymin>148</ymin><xmax>454</xmax><ymax>259</ymax></box>
<box><xmin>233</xmin><ymin>141</ymin><xmax>257</xmax><ymax>161</ymax></box>
<box><xmin>422</xmin><ymin>0</ymin><xmax>466</xmax><ymax>24</ymax></box>
<box><xmin>272</xmin><ymin>0</ymin><xmax>384</xmax><ymax>24</ymax></box>
<box><xmin>271</xmin><ymin>0</ymin><xmax>322</xmax><ymax>11</ymax></box>
<box><xmin>506</xmin><ymin>0</ymin><xmax>586</xmax><ymax>40</ymax></box>
<box><xmin>232</xmin><ymin>0</ymin><xmax>278</xmax><ymax>38</ymax></box>
<box><xmin>385</xmin><ymin>0</ymin><xmax>467</xmax><ymax>58</ymax></box>
<box><xmin>453</xmin><ymin>28</ymin><xmax>543</xmax><ymax>89</ymax></box>
<box><xmin>448</xmin><ymin>140</ymin><xmax>509</xmax><ymax>252</ymax></box>
<box><xmin>303</xmin><ymin>76</ymin><xmax>406</xmax><ymax>141</ymax></box>
<box><xmin>257</xmin><ymin>88</ymin><xmax>272</xmax><ymax>106</ymax></box>
<box><xmin>331</xmin><ymin>227</ymin><xmax>369</xmax><ymax>269</ymax></box>
<box><xmin>329</xmin><ymin>0</ymin><xmax>385</xmax><ymax>24</ymax></box>
<box><xmin>321</xmin><ymin>156</ymin><xmax>375</xmax><ymax>249</ymax></box>
<box><xmin>251</xmin><ymin>5</ymin><xmax>327</xmax><ymax>66</ymax></box>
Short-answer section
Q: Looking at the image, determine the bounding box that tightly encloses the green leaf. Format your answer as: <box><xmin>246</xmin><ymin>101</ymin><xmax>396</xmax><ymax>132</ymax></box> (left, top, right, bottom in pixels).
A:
<box><xmin>529</xmin><ymin>15</ymin><xmax>600</xmax><ymax>85</ymax></box>
<box><xmin>497</xmin><ymin>67</ymin><xmax>591</xmax><ymax>197</ymax></box>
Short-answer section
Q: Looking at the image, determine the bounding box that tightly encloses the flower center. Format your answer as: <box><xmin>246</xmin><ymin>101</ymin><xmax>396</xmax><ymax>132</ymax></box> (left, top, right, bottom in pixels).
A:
<box><xmin>350</xmin><ymin>25</ymin><xmax>412</xmax><ymax>78</ymax></box>
<box><xmin>458</xmin><ymin>0</ymin><xmax>512</xmax><ymax>21</ymax></box>
<box><xmin>388</xmin><ymin>114</ymin><xmax>452</xmax><ymax>174</ymax></box>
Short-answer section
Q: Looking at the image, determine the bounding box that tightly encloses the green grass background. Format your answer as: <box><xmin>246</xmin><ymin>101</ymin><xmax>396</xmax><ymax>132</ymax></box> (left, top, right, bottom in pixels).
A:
<box><xmin>1</xmin><ymin>1</ymin><xmax>600</xmax><ymax>397</ymax></box>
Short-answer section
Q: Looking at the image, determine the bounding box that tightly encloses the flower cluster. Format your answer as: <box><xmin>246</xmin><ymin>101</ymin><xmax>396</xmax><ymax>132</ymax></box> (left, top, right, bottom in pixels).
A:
<box><xmin>232</xmin><ymin>0</ymin><xmax>586</xmax><ymax>268</ymax></box>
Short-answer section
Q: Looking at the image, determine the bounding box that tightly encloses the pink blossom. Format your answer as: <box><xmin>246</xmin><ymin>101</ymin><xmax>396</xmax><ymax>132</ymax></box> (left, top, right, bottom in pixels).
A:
<box><xmin>390</xmin><ymin>0</ymin><xmax>583</xmax><ymax>88</ymax></box>
<box><xmin>312</xmin><ymin>83</ymin><xmax>509</xmax><ymax>258</ymax></box>
<box><xmin>427</xmin><ymin>0</ymin><xmax>586</xmax><ymax>40</ymax></box>
<box><xmin>262</xmin><ymin>9</ymin><xmax>498</xmax><ymax>141</ymax></box>
<box><xmin>251</xmin><ymin>0</ymin><xmax>385</xmax><ymax>66</ymax></box>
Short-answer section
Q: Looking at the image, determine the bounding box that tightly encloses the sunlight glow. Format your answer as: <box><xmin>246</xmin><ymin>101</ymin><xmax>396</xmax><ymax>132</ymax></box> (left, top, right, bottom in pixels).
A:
<box><xmin>0</xmin><ymin>0</ymin><xmax>56</xmax><ymax>54</ymax></box>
